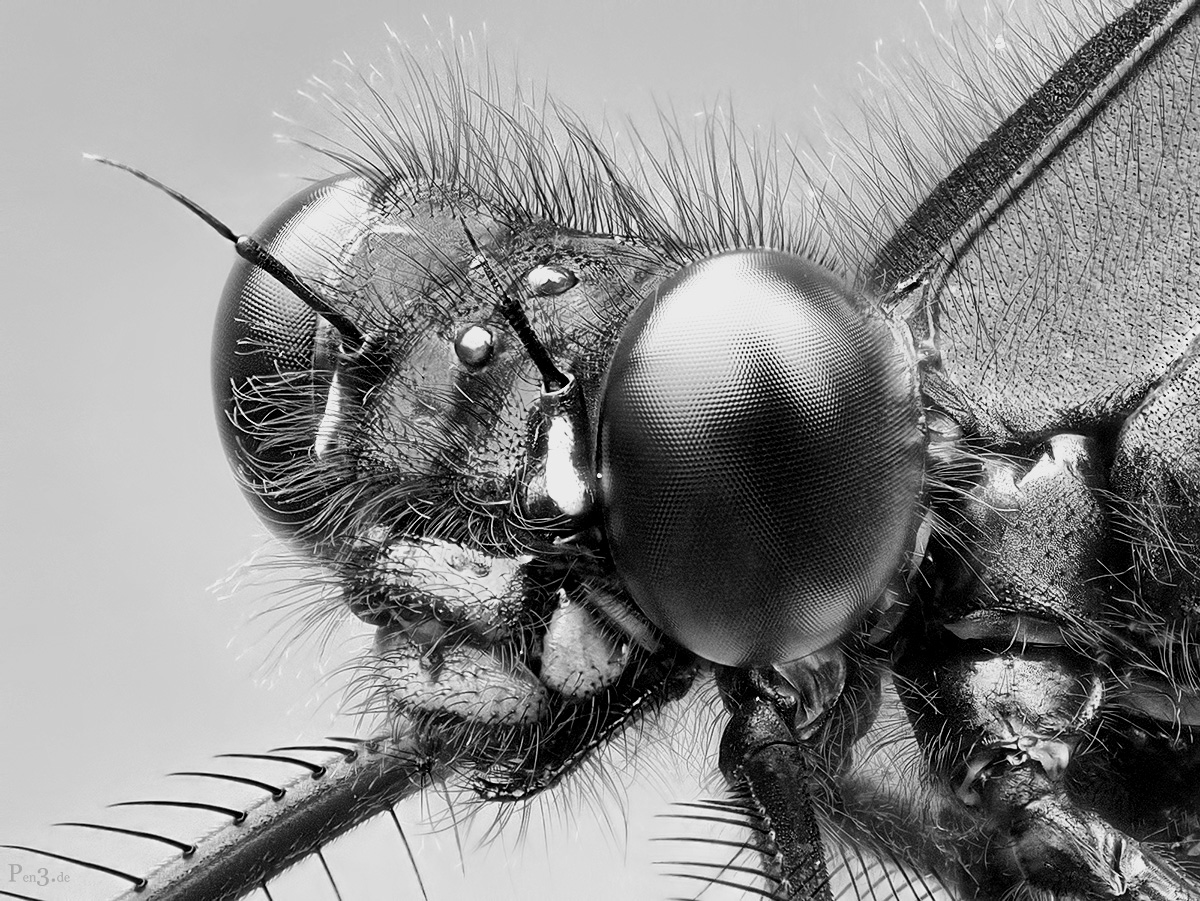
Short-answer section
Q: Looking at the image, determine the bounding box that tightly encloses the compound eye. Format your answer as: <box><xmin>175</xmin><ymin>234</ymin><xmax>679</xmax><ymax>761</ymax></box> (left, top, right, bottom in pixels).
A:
<box><xmin>597</xmin><ymin>249</ymin><xmax>925</xmax><ymax>667</ymax></box>
<box><xmin>211</xmin><ymin>175</ymin><xmax>376</xmax><ymax>540</ymax></box>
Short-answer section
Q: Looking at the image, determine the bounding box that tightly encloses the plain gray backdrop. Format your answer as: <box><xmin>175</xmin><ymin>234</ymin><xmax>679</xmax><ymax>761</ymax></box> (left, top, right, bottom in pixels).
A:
<box><xmin>0</xmin><ymin>1</ymin><xmax>1042</xmax><ymax>898</ymax></box>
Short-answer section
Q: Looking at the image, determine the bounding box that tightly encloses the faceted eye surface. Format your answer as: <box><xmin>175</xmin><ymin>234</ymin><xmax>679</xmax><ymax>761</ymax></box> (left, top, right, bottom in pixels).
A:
<box><xmin>211</xmin><ymin>174</ymin><xmax>374</xmax><ymax>538</ymax></box>
<box><xmin>596</xmin><ymin>249</ymin><xmax>926</xmax><ymax>667</ymax></box>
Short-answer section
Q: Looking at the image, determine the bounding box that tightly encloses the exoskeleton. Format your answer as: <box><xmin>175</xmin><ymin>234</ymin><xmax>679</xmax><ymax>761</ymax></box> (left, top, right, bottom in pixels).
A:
<box><xmin>10</xmin><ymin>2</ymin><xmax>1200</xmax><ymax>900</ymax></box>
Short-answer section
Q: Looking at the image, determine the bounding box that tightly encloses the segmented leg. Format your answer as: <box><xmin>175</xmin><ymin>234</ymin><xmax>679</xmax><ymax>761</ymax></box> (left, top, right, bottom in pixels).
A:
<box><xmin>4</xmin><ymin>533</ymin><xmax>694</xmax><ymax>901</ymax></box>
<box><xmin>0</xmin><ymin>731</ymin><xmax>439</xmax><ymax>901</ymax></box>
<box><xmin>713</xmin><ymin>662</ymin><xmax>968</xmax><ymax>901</ymax></box>
<box><xmin>716</xmin><ymin>668</ymin><xmax>832</xmax><ymax>901</ymax></box>
<box><xmin>979</xmin><ymin>763</ymin><xmax>1196</xmax><ymax>900</ymax></box>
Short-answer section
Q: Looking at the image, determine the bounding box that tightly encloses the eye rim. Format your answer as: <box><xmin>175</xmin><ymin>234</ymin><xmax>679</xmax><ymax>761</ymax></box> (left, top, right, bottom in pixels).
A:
<box><xmin>525</xmin><ymin>264</ymin><xmax>578</xmax><ymax>297</ymax></box>
<box><xmin>454</xmin><ymin>323</ymin><xmax>497</xmax><ymax>369</ymax></box>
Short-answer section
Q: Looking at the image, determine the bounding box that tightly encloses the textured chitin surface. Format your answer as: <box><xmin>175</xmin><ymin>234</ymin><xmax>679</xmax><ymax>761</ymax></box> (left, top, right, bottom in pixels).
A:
<box><xmin>598</xmin><ymin>250</ymin><xmax>924</xmax><ymax>666</ymax></box>
<box><xmin>926</xmin><ymin>6</ymin><xmax>1200</xmax><ymax>438</ymax></box>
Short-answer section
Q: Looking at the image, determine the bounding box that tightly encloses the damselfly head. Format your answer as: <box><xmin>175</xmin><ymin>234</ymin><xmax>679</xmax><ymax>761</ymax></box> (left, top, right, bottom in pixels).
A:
<box><xmin>206</xmin><ymin>166</ymin><xmax>929</xmax><ymax>670</ymax></box>
<box><xmin>94</xmin><ymin>118</ymin><xmax>931</xmax><ymax>675</ymax></box>
<box><xmin>89</xmin><ymin>52</ymin><xmax>939</xmax><ymax>775</ymax></box>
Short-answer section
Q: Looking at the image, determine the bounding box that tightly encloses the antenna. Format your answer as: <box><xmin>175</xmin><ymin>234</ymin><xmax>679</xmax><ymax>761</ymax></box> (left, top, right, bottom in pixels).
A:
<box><xmin>86</xmin><ymin>154</ymin><xmax>365</xmax><ymax>348</ymax></box>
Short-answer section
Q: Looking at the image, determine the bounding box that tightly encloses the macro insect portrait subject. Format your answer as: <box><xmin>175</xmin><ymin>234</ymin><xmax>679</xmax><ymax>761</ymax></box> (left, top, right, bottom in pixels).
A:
<box><xmin>4</xmin><ymin>0</ymin><xmax>1200</xmax><ymax>899</ymax></box>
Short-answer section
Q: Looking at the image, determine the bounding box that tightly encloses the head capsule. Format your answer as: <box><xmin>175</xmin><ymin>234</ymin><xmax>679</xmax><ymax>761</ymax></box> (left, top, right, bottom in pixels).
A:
<box><xmin>211</xmin><ymin>171</ymin><xmax>665</xmax><ymax>555</ymax></box>
<box><xmin>596</xmin><ymin>249</ymin><xmax>926</xmax><ymax>667</ymax></box>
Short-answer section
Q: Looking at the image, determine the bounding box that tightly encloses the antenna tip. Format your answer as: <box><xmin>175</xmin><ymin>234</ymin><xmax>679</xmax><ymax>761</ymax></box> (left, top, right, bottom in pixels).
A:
<box><xmin>84</xmin><ymin>154</ymin><xmax>133</xmax><ymax>175</ymax></box>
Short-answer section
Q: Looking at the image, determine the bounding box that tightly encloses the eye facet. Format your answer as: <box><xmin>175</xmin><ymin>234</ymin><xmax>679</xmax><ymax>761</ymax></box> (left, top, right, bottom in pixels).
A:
<box><xmin>526</xmin><ymin>264</ymin><xmax>577</xmax><ymax>296</ymax></box>
<box><xmin>597</xmin><ymin>248</ymin><xmax>926</xmax><ymax>667</ymax></box>
<box><xmin>454</xmin><ymin>324</ymin><xmax>496</xmax><ymax>368</ymax></box>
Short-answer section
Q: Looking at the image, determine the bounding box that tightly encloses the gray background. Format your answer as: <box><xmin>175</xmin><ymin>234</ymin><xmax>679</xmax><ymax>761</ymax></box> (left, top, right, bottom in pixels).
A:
<box><xmin>0</xmin><ymin>1</ymin><xmax>1038</xmax><ymax>898</ymax></box>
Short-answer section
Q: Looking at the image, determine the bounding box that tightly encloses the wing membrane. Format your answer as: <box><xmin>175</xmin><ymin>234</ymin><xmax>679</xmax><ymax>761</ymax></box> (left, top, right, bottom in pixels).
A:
<box><xmin>888</xmin><ymin>0</ymin><xmax>1200</xmax><ymax>438</ymax></box>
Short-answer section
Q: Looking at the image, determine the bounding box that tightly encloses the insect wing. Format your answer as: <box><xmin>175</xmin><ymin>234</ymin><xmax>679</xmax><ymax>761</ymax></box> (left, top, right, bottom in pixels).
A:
<box><xmin>880</xmin><ymin>0</ymin><xmax>1200</xmax><ymax>440</ymax></box>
